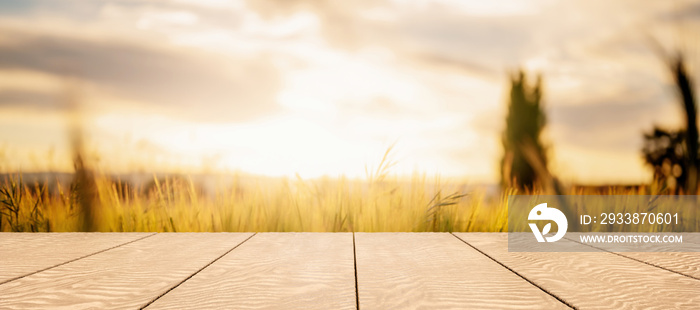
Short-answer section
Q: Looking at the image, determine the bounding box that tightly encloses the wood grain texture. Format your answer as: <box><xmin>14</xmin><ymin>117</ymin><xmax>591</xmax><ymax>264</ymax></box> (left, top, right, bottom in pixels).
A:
<box><xmin>615</xmin><ymin>252</ymin><xmax>700</xmax><ymax>279</ymax></box>
<box><xmin>0</xmin><ymin>233</ymin><xmax>253</xmax><ymax>310</ymax></box>
<box><xmin>354</xmin><ymin>233</ymin><xmax>569</xmax><ymax>310</ymax></box>
<box><xmin>0</xmin><ymin>233</ymin><xmax>153</xmax><ymax>284</ymax></box>
<box><xmin>591</xmin><ymin>235</ymin><xmax>700</xmax><ymax>279</ymax></box>
<box><xmin>455</xmin><ymin>233</ymin><xmax>700</xmax><ymax>310</ymax></box>
<box><xmin>146</xmin><ymin>233</ymin><xmax>355</xmax><ymax>310</ymax></box>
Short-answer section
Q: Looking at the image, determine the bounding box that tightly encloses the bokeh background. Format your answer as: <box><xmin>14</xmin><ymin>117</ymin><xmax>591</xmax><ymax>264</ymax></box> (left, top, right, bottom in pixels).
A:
<box><xmin>2</xmin><ymin>0</ymin><xmax>700</xmax><ymax>233</ymax></box>
<box><xmin>1</xmin><ymin>0</ymin><xmax>698</xmax><ymax>185</ymax></box>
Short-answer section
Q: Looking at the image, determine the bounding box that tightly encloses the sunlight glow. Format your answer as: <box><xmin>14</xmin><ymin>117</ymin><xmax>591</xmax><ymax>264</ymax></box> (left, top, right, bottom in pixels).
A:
<box><xmin>0</xmin><ymin>0</ymin><xmax>692</xmax><ymax>185</ymax></box>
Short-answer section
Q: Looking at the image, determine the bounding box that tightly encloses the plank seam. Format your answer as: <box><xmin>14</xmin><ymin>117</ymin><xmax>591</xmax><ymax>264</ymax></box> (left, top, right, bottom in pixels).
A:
<box><xmin>353</xmin><ymin>232</ymin><xmax>360</xmax><ymax>310</ymax></box>
<box><xmin>0</xmin><ymin>232</ymin><xmax>158</xmax><ymax>286</ymax></box>
<box><xmin>139</xmin><ymin>233</ymin><xmax>257</xmax><ymax>310</ymax></box>
<box><xmin>563</xmin><ymin>236</ymin><xmax>700</xmax><ymax>281</ymax></box>
<box><xmin>450</xmin><ymin>233</ymin><xmax>576</xmax><ymax>309</ymax></box>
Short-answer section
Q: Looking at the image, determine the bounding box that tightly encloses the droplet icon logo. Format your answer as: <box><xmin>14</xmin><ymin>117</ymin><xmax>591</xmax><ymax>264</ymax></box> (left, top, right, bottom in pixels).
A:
<box><xmin>528</xmin><ymin>203</ymin><xmax>568</xmax><ymax>242</ymax></box>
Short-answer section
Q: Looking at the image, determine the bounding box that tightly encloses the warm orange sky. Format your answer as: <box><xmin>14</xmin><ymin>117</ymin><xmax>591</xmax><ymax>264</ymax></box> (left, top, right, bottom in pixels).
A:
<box><xmin>0</xmin><ymin>0</ymin><xmax>699</xmax><ymax>183</ymax></box>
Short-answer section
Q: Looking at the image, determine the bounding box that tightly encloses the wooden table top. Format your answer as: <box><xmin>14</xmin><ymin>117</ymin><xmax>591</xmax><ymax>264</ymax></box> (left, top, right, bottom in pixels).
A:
<box><xmin>0</xmin><ymin>233</ymin><xmax>698</xmax><ymax>309</ymax></box>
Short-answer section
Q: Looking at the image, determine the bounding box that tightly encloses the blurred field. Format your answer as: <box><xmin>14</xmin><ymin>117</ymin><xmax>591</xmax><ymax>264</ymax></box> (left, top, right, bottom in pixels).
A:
<box><xmin>0</xmin><ymin>170</ymin><xmax>498</xmax><ymax>232</ymax></box>
<box><xmin>3</xmin><ymin>170</ymin><xmax>686</xmax><ymax>233</ymax></box>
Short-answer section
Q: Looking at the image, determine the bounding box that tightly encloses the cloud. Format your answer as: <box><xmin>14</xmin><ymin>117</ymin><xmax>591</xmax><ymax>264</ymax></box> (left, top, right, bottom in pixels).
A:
<box><xmin>412</xmin><ymin>52</ymin><xmax>501</xmax><ymax>80</ymax></box>
<box><xmin>0</xmin><ymin>28</ymin><xmax>284</xmax><ymax>122</ymax></box>
<box><xmin>657</xmin><ymin>1</ymin><xmax>700</xmax><ymax>22</ymax></box>
<box><xmin>243</xmin><ymin>0</ymin><xmax>651</xmax><ymax>76</ymax></box>
<box><xmin>0</xmin><ymin>89</ymin><xmax>61</xmax><ymax>110</ymax></box>
<box><xmin>549</xmin><ymin>99</ymin><xmax>667</xmax><ymax>151</ymax></box>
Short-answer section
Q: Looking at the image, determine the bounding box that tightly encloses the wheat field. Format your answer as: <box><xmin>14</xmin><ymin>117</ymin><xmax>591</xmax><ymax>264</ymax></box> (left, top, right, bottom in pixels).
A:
<box><xmin>3</xmin><ymin>169</ymin><xmax>681</xmax><ymax>233</ymax></box>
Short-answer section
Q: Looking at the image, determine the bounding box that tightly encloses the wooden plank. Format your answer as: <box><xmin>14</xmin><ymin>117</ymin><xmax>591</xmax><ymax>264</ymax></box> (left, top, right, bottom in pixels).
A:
<box><xmin>578</xmin><ymin>235</ymin><xmax>700</xmax><ymax>280</ymax></box>
<box><xmin>146</xmin><ymin>233</ymin><xmax>355</xmax><ymax>310</ymax></box>
<box><xmin>0</xmin><ymin>233</ymin><xmax>253</xmax><ymax>310</ymax></box>
<box><xmin>0</xmin><ymin>232</ymin><xmax>153</xmax><ymax>284</ymax></box>
<box><xmin>354</xmin><ymin>233</ymin><xmax>569</xmax><ymax>309</ymax></box>
<box><xmin>617</xmin><ymin>252</ymin><xmax>700</xmax><ymax>279</ymax></box>
<box><xmin>561</xmin><ymin>234</ymin><xmax>700</xmax><ymax>279</ymax></box>
<box><xmin>454</xmin><ymin>233</ymin><xmax>700</xmax><ymax>309</ymax></box>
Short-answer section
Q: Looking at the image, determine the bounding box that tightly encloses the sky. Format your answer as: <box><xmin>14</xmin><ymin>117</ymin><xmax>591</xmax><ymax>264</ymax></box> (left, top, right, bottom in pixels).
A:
<box><xmin>0</xmin><ymin>0</ymin><xmax>699</xmax><ymax>184</ymax></box>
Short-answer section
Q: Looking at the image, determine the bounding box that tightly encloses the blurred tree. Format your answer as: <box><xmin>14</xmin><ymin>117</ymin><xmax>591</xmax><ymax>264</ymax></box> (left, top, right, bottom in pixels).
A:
<box><xmin>501</xmin><ymin>70</ymin><xmax>548</xmax><ymax>190</ymax></box>
<box><xmin>671</xmin><ymin>56</ymin><xmax>698</xmax><ymax>194</ymax></box>
<box><xmin>643</xmin><ymin>54</ymin><xmax>698</xmax><ymax>193</ymax></box>
<box><xmin>642</xmin><ymin>127</ymin><xmax>691</xmax><ymax>191</ymax></box>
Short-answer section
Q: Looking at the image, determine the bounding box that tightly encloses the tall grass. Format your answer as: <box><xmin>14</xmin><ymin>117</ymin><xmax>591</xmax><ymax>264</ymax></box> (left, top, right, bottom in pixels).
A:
<box><xmin>0</xmin><ymin>175</ymin><xmax>47</xmax><ymax>232</ymax></box>
<box><xmin>2</xmin><ymin>170</ymin><xmax>688</xmax><ymax>233</ymax></box>
<box><xmin>0</xmin><ymin>170</ymin><xmax>509</xmax><ymax>232</ymax></box>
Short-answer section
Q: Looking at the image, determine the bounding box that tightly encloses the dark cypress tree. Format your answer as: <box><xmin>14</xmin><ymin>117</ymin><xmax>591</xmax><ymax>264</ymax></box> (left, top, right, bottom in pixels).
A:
<box><xmin>501</xmin><ymin>70</ymin><xmax>548</xmax><ymax>190</ymax></box>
